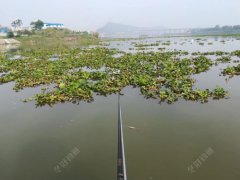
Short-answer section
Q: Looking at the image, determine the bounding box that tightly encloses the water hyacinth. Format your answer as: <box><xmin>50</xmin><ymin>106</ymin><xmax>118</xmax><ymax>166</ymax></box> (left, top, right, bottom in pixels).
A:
<box><xmin>222</xmin><ymin>64</ymin><xmax>240</xmax><ymax>76</ymax></box>
<box><xmin>0</xmin><ymin>46</ymin><xmax>232</xmax><ymax>106</ymax></box>
<box><xmin>216</xmin><ymin>56</ymin><xmax>231</xmax><ymax>63</ymax></box>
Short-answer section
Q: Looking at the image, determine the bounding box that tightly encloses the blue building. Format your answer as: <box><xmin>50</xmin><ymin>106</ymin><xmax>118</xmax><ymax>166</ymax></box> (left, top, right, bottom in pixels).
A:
<box><xmin>0</xmin><ymin>27</ymin><xmax>9</xmax><ymax>36</ymax></box>
<box><xmin>43</xmin><ymin>23</ymin><xmax>64</xmax><ymax>29</ymax></box>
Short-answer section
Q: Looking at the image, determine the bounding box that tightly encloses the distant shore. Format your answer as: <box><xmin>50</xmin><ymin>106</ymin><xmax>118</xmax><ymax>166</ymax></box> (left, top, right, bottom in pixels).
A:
<box><xmin>101</xmin><ymin>33</ymin><xmax>240</xmax><ymax>41</ymax></box>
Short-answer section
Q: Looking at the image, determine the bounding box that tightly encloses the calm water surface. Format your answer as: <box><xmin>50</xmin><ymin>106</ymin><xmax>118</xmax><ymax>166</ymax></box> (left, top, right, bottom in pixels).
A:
<box><xmin>1</xmin><ymin>37</ymin><xmax>240</xmax><ymax>180</ymax></box>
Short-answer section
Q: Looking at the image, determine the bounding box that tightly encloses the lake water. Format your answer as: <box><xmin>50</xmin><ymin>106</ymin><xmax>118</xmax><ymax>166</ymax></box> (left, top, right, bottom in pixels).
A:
<box><xmin>1</xmin><ymin>37</ymin><xmax>240</xmax><ymax>180</ymax></box>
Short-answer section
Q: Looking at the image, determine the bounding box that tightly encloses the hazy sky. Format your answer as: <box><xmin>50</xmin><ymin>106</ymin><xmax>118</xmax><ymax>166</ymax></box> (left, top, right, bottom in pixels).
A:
<box><xmin>0</xmin><ymin>0</ymin><xmax>240</xmax><ymax>30</ymax></box>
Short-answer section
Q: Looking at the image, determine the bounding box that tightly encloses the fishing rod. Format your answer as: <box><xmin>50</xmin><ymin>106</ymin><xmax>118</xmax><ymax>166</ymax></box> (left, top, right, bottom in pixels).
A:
<box><xmin>117</xmin><ymin>93</ymin><xmax>127</xmax><ymax>180</ymax></box>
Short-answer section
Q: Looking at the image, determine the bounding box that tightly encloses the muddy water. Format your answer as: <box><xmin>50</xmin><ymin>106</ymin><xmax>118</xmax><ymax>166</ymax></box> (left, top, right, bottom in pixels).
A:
<box><xmin>1</xmin><ymin>37</ymin><xmax>240</xmax><ymax>180</ymax></box>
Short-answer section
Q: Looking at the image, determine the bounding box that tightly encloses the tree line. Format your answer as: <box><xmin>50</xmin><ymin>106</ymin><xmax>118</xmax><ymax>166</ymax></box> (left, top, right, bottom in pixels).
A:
<box><xmin>191</xmin><ymin>25</ymin><xmax>240</xmax><ymax>35</ymax></box>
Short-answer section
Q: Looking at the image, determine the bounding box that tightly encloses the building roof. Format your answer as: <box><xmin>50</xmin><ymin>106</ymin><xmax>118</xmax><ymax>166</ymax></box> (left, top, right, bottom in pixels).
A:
<box><xmin>0</xmin><ymin>27</ymin><xmax>9</xmax><ymax>33</ymax></box>
<box><xmin>44</xmin><ymin>23</ymin><xmax>64</xmax><ymax>26</ymax></box>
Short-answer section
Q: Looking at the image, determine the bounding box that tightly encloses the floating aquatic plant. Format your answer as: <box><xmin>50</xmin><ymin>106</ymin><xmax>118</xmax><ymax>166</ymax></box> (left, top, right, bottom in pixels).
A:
<box><xmin>192</xmin><ymin>51</ymin><xmax>230</xmax><ymax>56</ymax></box>
<box><xmin>216</xmin><ymin>56</ymin><xmax>231</xmax><ymax>63</ymax></box>
<box><xmin>222</xmin><ymin>64</ymin><xmax>240</xmax><ymax>76</ymax></box>
<box><xmin>134</xmin><ymin>43</ymin><xmax>160</xmax><ymax>47</ymax></box>
<box><xmin>212</xmin><ymin>87</ymin><xmax>228</xmax><ymax>99</ymax></box>
<box><xmin>162</xmin><ymin>42</ymin><xmax>171</xmax><ymax>46</ymax></box>
<box><xmin>231</xmin><ymin>50</ymin><xmax>240</xmax><ymax>57</ymax></box>
<box><xmin>0</xmin><ymin>46</ymin><xmax>230</xmax><ymax>106</ymax></box>
<box><xmin>192</xmin><ymin>56</ymin><xmax>213</xmax><ymax>73</ymax></box>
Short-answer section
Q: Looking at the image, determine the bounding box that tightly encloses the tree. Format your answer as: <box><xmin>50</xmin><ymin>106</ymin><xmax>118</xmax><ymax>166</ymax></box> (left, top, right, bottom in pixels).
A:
<box><xmin>92</xmin><ymin>32</ymin><xmax>99</xmax><ymax>38</ymax></box>
<box><xmin>11</xmin><ymin>19</ymin><xmax>23</xmax><ymax>31</ymax></box>
<box><xmin>214</xmin><ymin>25</ymin><xmax>220</xmax><ymax>30</ymax></box>
<box><xmin>7</xmin><ymin>31</ymin><xmax>14</xmax><ymax>38</ymax></box>
<box><xmin>82</xmin><ymin>31</ymin><xmax>89</xmax><ymax>35</ymax></box>
<box><xmin>30</xmin><ymin>20</ymin><xmax>44</xmax><ymax>30</ymax></box>
<box><xmin>233</xmin><ymin>25</ymin><xmax>240</xmax><ymax>30</ymax></box>
<box><xmin>21</xmin><ymin>29</ymin><xmax>32</xmax><ymax>36</ymax></box>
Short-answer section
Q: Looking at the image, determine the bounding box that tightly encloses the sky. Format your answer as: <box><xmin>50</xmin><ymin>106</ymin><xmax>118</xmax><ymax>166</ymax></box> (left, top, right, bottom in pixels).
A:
<box><xmin>0</xmin><ymin>0</ymin><xmax>240</xmax><ymax>31</ymax></box>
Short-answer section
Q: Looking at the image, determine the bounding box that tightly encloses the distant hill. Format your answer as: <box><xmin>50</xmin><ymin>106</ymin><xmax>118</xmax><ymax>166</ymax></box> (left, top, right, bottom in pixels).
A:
<box><xmin>98</xmin><ymin>22</ymin><xmax>139</xmax><ymax>34</ymax></box>
<box><xmin>97</xmin><ymin>22</ymin><xmax>165</xmax><ymax>34</ymax></box>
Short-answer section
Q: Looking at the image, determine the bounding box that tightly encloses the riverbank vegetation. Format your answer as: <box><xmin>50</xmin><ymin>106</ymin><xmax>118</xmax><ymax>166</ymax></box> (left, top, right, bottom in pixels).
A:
<box><xmin>16</xmin><ymin>28</ymin><xmax>99</xmax><ymax>50</ymax></box>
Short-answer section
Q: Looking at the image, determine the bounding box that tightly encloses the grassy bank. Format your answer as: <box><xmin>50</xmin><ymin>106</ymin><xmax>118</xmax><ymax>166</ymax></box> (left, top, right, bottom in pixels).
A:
<box><xmin>16</xmin><ymin>28</ymin><xmax>99</xmax><ymax>50</ymax></box>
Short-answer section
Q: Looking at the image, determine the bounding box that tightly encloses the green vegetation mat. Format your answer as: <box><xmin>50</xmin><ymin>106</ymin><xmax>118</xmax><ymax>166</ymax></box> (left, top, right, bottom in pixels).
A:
<box><xmin>1</xmin><ymin>47</ymin><xmax>238</xmax><ymax>106</ymax></box>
